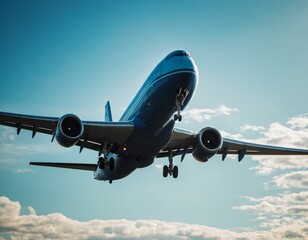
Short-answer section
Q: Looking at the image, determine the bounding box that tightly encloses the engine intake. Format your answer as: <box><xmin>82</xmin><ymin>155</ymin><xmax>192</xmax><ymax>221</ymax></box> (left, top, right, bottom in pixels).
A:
<box><xmin>193</xmin><ymin>127</ymin><xmax>223</xmax><ymax>162</ymax></box>
<box><xmin>56</xmin><ymin>114</ymin><xmax>84</xmax><ymax>147</ymax></box>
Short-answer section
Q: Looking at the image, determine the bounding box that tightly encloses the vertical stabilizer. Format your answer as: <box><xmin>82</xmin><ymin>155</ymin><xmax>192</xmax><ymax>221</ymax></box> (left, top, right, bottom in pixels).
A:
<box><xmin>105</xmin><ymin>101</ymin><xmax>113</xmax><ymax>122</ymax></box>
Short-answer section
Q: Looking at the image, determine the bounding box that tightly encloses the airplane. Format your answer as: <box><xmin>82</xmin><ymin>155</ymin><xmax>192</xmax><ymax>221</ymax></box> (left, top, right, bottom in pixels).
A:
<box><xmin>1</xmin><ymin>50</ymin><xmax>308</xmax><ymax>184</ymax></box>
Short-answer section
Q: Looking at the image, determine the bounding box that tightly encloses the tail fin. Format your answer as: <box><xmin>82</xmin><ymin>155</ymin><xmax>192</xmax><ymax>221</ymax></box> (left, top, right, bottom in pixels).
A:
<box><xmin>105</xmin><ymin>101</ymin><xmax>113</xmax><ymax>122</ymax></box>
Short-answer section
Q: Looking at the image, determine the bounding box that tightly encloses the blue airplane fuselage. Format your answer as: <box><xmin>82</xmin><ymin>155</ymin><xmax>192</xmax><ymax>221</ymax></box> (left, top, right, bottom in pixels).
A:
<box><xmin>96</xmin><ymin>50</ymin><xmax>198</xmax><ymax>180</ymax></box>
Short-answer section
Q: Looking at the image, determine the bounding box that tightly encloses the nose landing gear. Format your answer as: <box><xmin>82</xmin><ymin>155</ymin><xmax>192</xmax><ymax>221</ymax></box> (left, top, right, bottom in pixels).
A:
<box><xmin>174</xmin><ymin>87</ymin><xmax>188</xmax><ymax>122</ymax></box>
<box><xmin>163</xmin><ymin>151</ymin><xmax>178</xmax><ymax>178</ymax></box>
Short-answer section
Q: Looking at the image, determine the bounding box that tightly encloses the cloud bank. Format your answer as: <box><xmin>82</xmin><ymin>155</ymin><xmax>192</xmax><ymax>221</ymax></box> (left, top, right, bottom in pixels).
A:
<box><xmin>272</xmin><ymin>171</ymin><xmax>308</xmax><ymax>189</ymax></box>
<box><xmin>1</xmin><ymin>196</ymin><xmax>307</xmax><ymax>240</ymax></box>
<box><xmin>234</xmin><ymin>189</ymin><xmax>308</xmax><ymax>238</ymax></box>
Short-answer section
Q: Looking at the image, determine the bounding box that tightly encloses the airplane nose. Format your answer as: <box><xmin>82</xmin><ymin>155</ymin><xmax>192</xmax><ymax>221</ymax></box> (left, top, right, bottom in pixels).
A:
<box><xmin>171</xmin><ymin>50</ymin><xmax>191</xmax><ymax>58</ymax></box>
<box><xmin>181</xmin><ymin>51</ymin><xmax>198</xmax><ymax>76</ymax></box>
<box><xmin>160</xmin><ymin>50</ymin><xmax>199</xmax><ymax>79</ymax></box>
<box><xmin>165</xmin><ymin>50</ymin><xmax>191</xmax><ymax>60</ymax></box>
<box><xmin>170</xmin><ymin>50</ymin><xmax>195</xmax><ymax>64</ymax></box>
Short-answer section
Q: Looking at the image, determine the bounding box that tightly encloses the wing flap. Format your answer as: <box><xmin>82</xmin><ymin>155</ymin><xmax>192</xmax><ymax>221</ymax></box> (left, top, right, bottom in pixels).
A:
<box><xmin>30</xmin><ymin>162</ymin><xmax>97</xmax><ymax>171</ymax></box>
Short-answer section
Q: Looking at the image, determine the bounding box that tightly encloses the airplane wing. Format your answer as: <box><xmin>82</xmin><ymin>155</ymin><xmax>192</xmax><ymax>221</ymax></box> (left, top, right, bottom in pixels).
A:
<box><xmin>158</xmin><ymin>127</ymin><xmax>308</xmax><ymax>161</ymax></box>
<box><xmin>0</xmin><ymin>111</ymin><xmax>134</xmax><ymax>154</ymax></box>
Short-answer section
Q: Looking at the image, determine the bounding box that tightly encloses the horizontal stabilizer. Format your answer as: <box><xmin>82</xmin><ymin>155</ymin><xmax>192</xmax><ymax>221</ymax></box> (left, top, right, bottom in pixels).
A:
<box><xmin>30</xmin><ymin>162</ymin><xmax>97</xmax><ymax>171</ymax></box>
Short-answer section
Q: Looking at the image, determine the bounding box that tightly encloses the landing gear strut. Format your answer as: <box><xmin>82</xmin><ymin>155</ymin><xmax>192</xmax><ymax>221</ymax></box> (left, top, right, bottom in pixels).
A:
<box><xmin>163</xmin><ymin>151</ymin><xmax>178</xmax><ymax>178</ymax></box>
<box><xmin>174</xmin><ymin>87</ymin><xmax>188</xmax><ymax>122</ymax></box>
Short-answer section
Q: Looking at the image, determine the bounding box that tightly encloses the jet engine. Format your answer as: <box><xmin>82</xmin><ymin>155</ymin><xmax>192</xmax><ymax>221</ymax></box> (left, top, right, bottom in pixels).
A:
<box><xmin>56</xmin><ymin>114</ymin><xmax>84</xmax><ymax>147</ymax></box>
<box><xmin>192</xmin><ymin>127</ymin><xmax>223</xmax><ymax>162</ymax></box>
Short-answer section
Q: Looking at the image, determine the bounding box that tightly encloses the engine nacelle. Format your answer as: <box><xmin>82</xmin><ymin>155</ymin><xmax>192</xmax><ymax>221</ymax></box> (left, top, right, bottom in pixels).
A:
<box><xmin>56</xmin><ymin>114</ymin><xmax>84</xmax><ymax>147</ymax></box>
<box><xmin>192</xmin><ymin>127</ymin><xmax>223</xmax><ymax>162</ymax></box>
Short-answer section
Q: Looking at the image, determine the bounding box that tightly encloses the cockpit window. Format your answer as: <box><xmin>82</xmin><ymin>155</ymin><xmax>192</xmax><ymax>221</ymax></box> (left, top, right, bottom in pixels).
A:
<box><xmin>166</xmin><ymin>50</ymin><xmax>191</xmax><ymax>61</ymax></box>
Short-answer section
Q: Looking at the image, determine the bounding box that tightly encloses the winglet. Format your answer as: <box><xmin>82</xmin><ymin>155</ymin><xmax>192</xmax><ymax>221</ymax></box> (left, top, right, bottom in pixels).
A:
<box><xmin>105</xmin><ymin>101</ymin><xmax>113</xmax><ymax>122</ymax></box>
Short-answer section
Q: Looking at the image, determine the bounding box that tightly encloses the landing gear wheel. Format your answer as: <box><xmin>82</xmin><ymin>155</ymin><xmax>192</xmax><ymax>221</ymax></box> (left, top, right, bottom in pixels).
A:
<box><xmin>173</xmin><ymin>166</ymin><xmax>178</xmax><ymax>178</ymax></box>
<box><xmin>163</xmin><ymin>165</ymin><xmax>168</xmax><ymax>178</ymax></box>
<box><xmin>163</xmin><ymin>151</ymin><xmax>180</xmax><ymax>179</ymax></box>
<box><xmin>98</xmin><ymin>157</ymin><xmax>115</xmax><ymax>171</ymax></box>
<box><xmin>109</xmin><ymin>158</ymin><xmax>115</xmax><ymax>171</ymax></box>
<box><xmin>174</xmin><ymin>114</ymin><xmax>182</xmax><ymax>122</ymax></box>
<box><xmin>98</xmin><ymin>157</ymin><xmax>105</xmax><ymax>169</ymax></box>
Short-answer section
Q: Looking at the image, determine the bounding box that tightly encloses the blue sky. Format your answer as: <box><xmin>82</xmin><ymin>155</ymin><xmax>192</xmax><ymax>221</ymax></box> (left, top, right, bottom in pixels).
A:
<box><xmin>0</xmin><ymin>0</ymin><xmax>307</xmax><ymax>239</ymax></box>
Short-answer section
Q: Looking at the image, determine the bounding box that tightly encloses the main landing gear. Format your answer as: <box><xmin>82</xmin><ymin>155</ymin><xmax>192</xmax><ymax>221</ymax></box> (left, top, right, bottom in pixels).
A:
<box><xmin>97</xmin><ymin>141</ymin><xmax>115</xmax><ymax>171</ymax></box>
<box><xmin>163</xmin><ymin>151</ymin><xmax>178</xmax><ymax>178</ymax></box>
<box><xmin>174</xmin><ymin>87</ymin><xmax>188</xmax><ymax>122</ymax></box>
<box><xmin>98</xmin><ymin>156</ymin><xmax>115</xmax><ymax>171</ymax></box>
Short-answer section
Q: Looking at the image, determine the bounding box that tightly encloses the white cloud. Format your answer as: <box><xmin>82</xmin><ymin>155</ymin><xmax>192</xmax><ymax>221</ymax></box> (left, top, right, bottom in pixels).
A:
<box><xmin>235</xmin><ymin>197</ymin><xmax>308</xmax><ymax>217</ymax></box>
<box><xmin>287</xmin><ymin>115</ymin><xmax>308</xmax><ymax>129</ymax></box>
<box><xmin>240</xmin><ymin>125</ymin><xmax>265</xmax><ymax>132</ymax></box>
<box><xmin>1</xmin><ymin>196</ymin><xmax>307</xmax><ymax>240</ymax></box>
<box><xmin>155</xmin><ymin>164</ymin><xmax>163</xmax><ymax>170</ymax></box>
<box><xmin>0</xmin><ymin>126</ymin><xmax>67</xmax><ymax>171</ymax></box>
<box><xmin>242</xmin><ymin>191</ymin><xmax>308</xmax><ymax>206</ymax></box>
<box><xmin>14</xmin><ymin>168</ymin><xmax>34</xmax><ymax>174</ymax></box>
<box><xmin>272</xmin><ymin>171</ymin><xmax>308</xmax><ymax>189</ymax></box>
<box><xmin>183</xmin><ymin>105</ymin><xmax>238</xmax><ymax>122</ymax></box>
<box><xmin>0</xmin><ymin>126</ymin><xmax>15</xmax><ymax>142</ymax></box>
<box><xmin>234</xmin><ymin>192</ymin><xmax>308</xmax><ymax>240</ymax></box>
<box><xmin>249</xmin><ymin>155</ymin><xmax>308</xmax><ymax>175</ymax></box>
